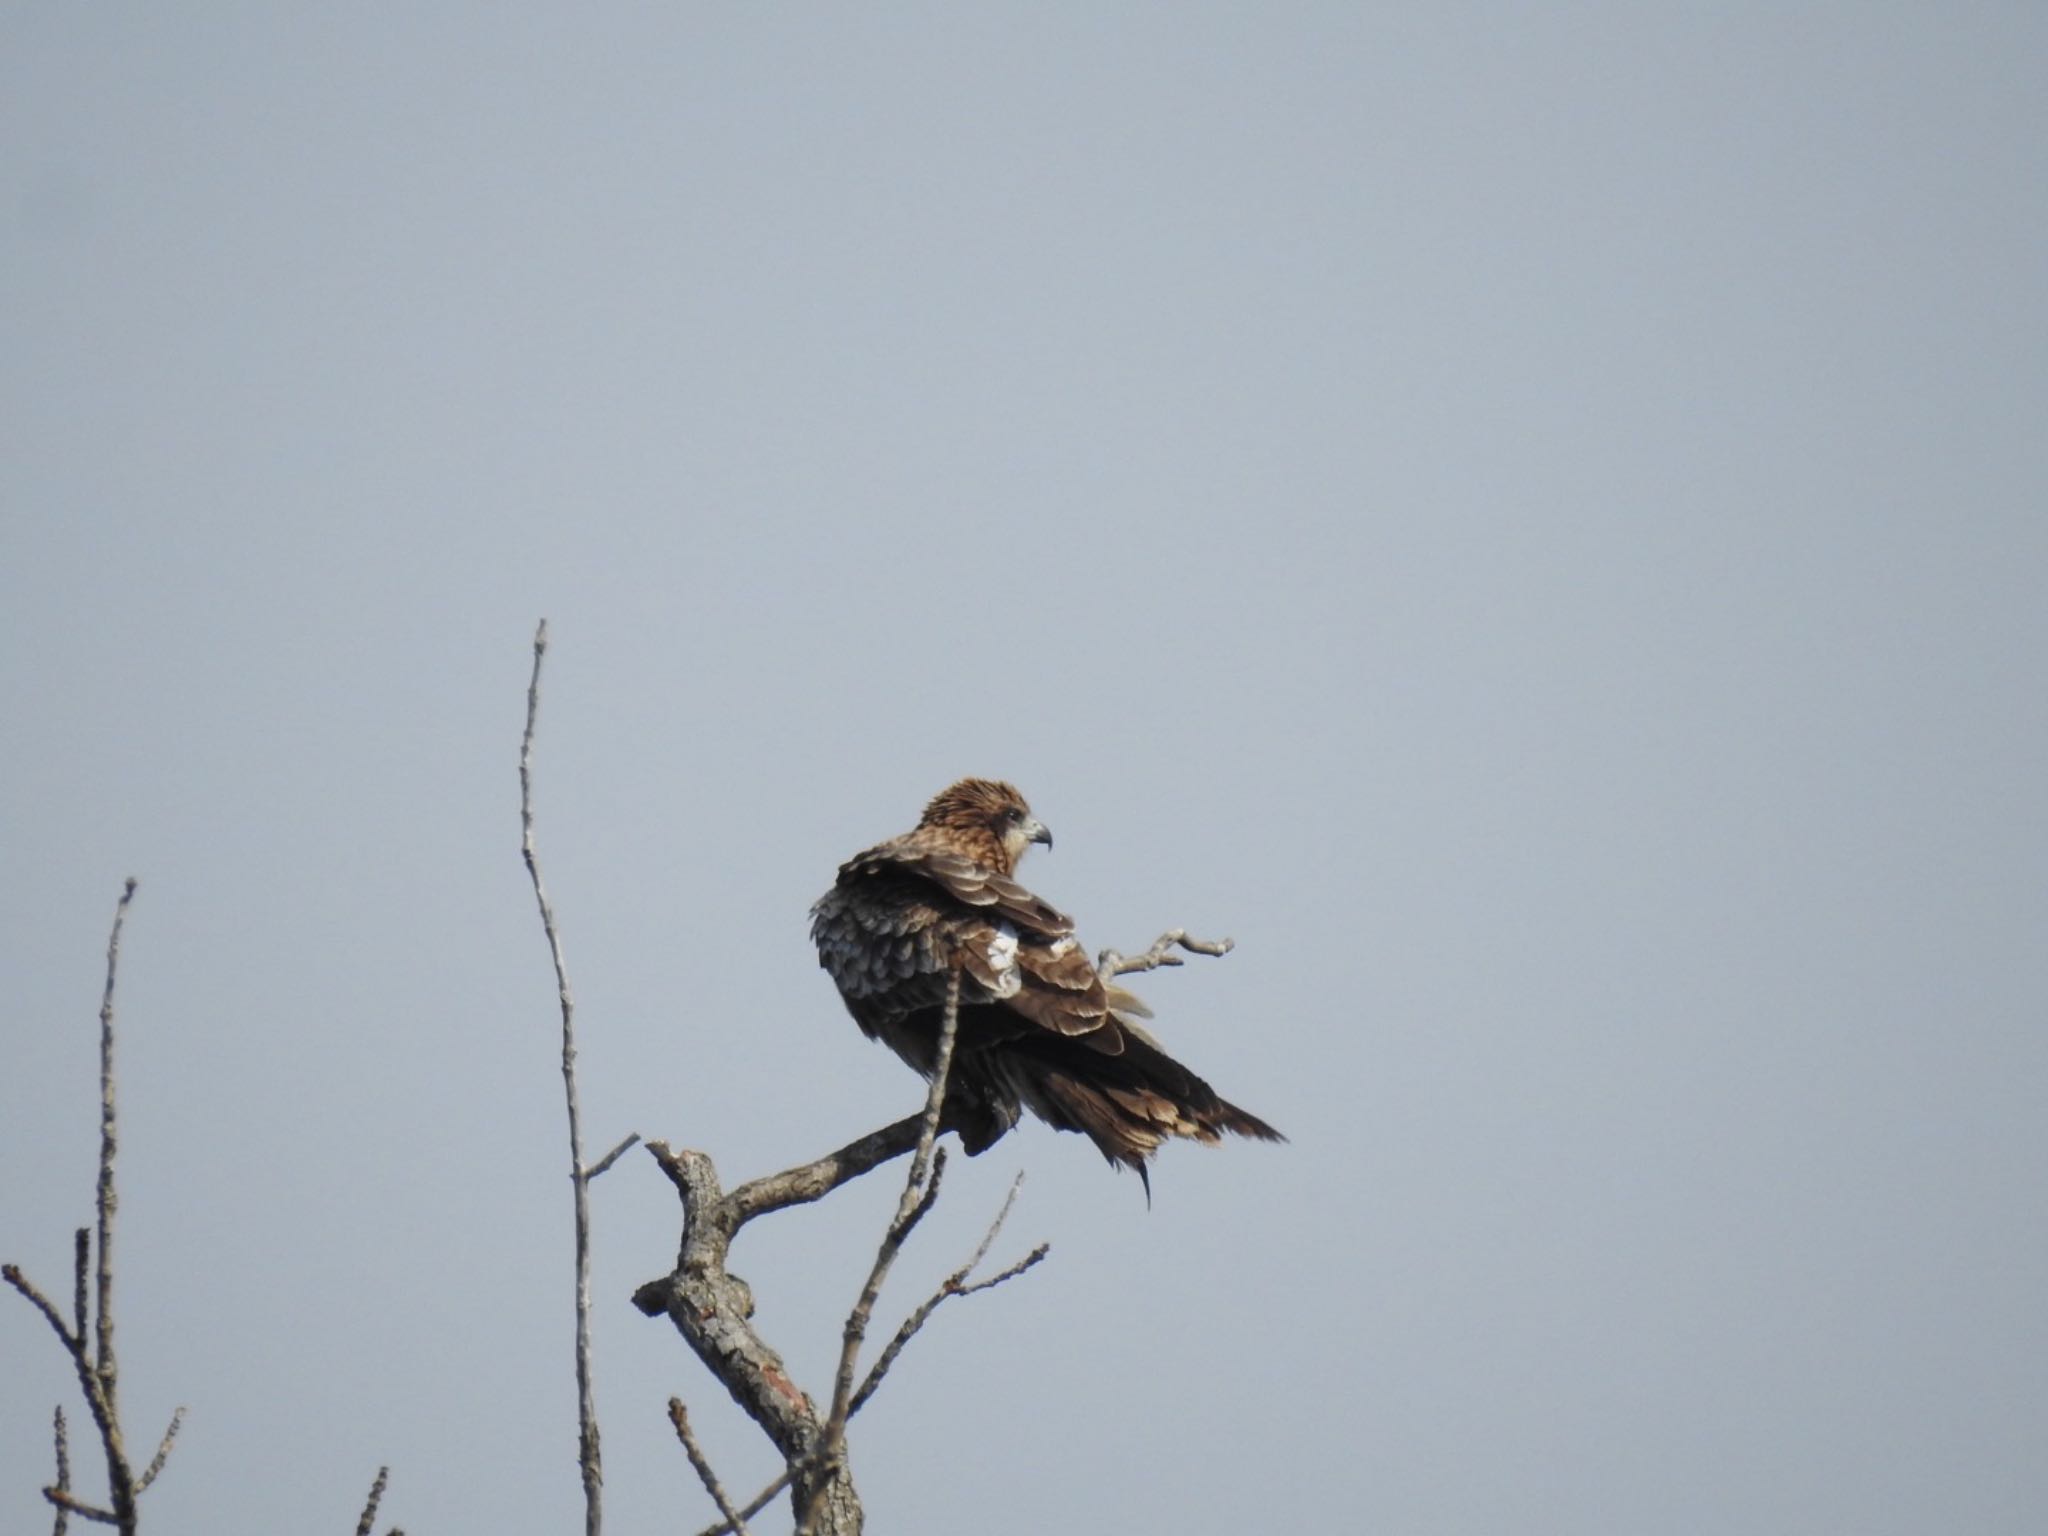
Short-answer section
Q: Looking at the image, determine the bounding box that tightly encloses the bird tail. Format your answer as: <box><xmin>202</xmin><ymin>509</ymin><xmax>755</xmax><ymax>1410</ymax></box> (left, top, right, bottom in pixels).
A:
<box><xmin>1025</xmin><ymin>1026</ymin><xmax>1284</xmax><ymax>1200</ymax></box>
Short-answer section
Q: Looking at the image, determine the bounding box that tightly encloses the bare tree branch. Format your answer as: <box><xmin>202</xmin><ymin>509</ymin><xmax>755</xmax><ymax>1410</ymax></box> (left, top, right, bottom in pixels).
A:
<box><xmin>667</xmin><ymin>1399</ymin><xmax>751</xmax><ymax>1536</ymax></box>
<box><xmin>783</xmin><ymin>970</ymin><xmax>969</xmax><ymax>1536</ymax></box>
<box><xmin>4</xmin><ymin>1255</ymin><xmax>120</xmax><ymax>1484</ymax></box>
<box><xmin>633</xmin><ymin>1140</ymin><xmax>859</xmax><ymax>1533</ymax></box>
<box><xmin>41</xmin><ymin>1488</ymin><xmax>117</xmax><ymax>1525</ymax></box>
<box><xmin>850</xmin><ymin>1173</ymin><xmax>1048</xmax><ymax>1417</ymax></box>
<box><xmin>94</xmin><ymin>880</ymin><xmax>136</xmax><ymax>1408</ymax></box>
<box><xmin>50</xmin><ymin>1407</ymin><xmax>71</xmax><ymax>1536</ymax></box>
<box><xmin>637</xmin><ymin>956</ymin><xmax>1059</xmax><ymax>1535</ymax></box>
<box><xmin>7</xmin><ymin>880</ymin><xmax>174</xmax><ymax>1536</ymax></box>
<box><xmin>902</xmin><ymin>967</ymin><xmax>964</xmax><ymax>1203</ymax></box>
<box><xmin>72</xmin><ymin>1230</ymin><xmax>89</xmax><ymax>1348</ymax></box>
<box><xmin>584</xmin><ymin>1133</ymin><xmax>641</xmax><ymax>1181</ymax></box>
<box><xmin>520</xmin><ymin>619</ymin><xmax>610</xmax><ymax>1536</ymax></box>
<box><xmin>691</xmin><ymin>1469</ymin><xmax>792</xmax><ymax>1536</ymax></box>
<box><xmin>4</xmin><ymin>1266</ymin><xmax>80</xmax><ymax>1352</ymax></box>
<box><xmin>724</xmin><ymin>1114</ymin><xmax>927</xmax><ymax>1226</ymax></box>
<box><xmin>1096</xmin><ymin>927</ymin><xmax>1234</xmax><ymax>980</ymax></box>
<box><xmin>133</xmin><ymin>1410</ymin><xmax>182</xmax><ymax>1494</ymax></box>
<box><xmin>819</xmin><ymin>970</ymin><xmax>962</xmax><ymax>1452</ymax></box>
<box><xmin>354</xmin><ymin>1466</ymin><xmax>388</xmax><ymax>1536</ymax></box>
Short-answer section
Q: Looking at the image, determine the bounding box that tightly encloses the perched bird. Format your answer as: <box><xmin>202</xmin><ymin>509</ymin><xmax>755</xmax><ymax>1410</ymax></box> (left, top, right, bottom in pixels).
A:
<box><xmin>810</xmin><ymin>778</ymin><xmax>1282</xmax><ymax>1192</ymax></box>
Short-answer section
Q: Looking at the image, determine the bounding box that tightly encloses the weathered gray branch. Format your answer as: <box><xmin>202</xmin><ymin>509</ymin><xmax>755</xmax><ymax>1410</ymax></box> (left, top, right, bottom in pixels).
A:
<box><xmin>692</xmin><ymin>1469</ymin><xmax>792</xmax><ymax>1536</ymax></box>
<box><xmin>521</xmin><ymin>618</ymin><xmax>630</xmax><ymax>1536</ymax></box>
<box><xmin>353</xmin><ymin>1466</ymin><xmax>389</xmax><ymax>1536</ymax></box>
<box><xmin>667</xmin><ymin>1399</ymin><xmax>750</xmax><ymax>1536</ymax></box>
<box><xmin>637</xmin><ymin>959</ymin><xmax>1054</xmax><ymax>1536</ymax></box>
<box><xmin>643</xmin><ymin>978</ymin><xmax>975</xmax><ymax>1534</ymax></box>
<box><xmin>585</xmin><ymin>1133</ymin><xmax>642</xmax><ymax>1180</ymax></box>
<box><xmin>50</xmin><ymin>1407</ymin><xmax>71</xmax><ymax>1536</ymax></box>
<box><xmin>668</xmin><ymin>1104</ymin><xmax>978</xmax><ymax>1536</ymax></box>
<box><xmin>1096</xmin><ymin>927</ymin><xmax>1234</xmax><ymax>981</ymax></box>
<box><xmin>41</xmin><ymin>1488</ymin><xmax>116</xmax><ymax>1525</ymax></box>
<box><xmin>850</xmin><ymin>1173</ymin><xmax>1048</xmax><ymax>1418</ymax></box>
<box><xmin>4</xmin><ymin>1266</ymin><xmax>79</xmax><ymax>1354</ymax></box>
<box><xmin>633</xmin><ymin>1137</ymin><xmax>860</xmax><ymax>1532</ymax></box>
<box><xmin>5</xmin><ymin>880</ymin><xmax>182</xmax><ymax>1536</ymax></box>
<box><xmin>133</xmin><ymin>1411</ymin><xmax>181</xmax><ymax>1493</ymax></box>
<box><xmin>94</xmin><ymin>884</ymin><xmax>129</xmax><ymax>1407</ymax></box>
<box><xmin>817</xmin><ymin>969</ymin><xmax>964</xmax><ymax>1469</ymax></box>
<box><xmin>72</xmin><ymin>1229</ymin><xmax>89</xmax><ymax>1353</ymax></box>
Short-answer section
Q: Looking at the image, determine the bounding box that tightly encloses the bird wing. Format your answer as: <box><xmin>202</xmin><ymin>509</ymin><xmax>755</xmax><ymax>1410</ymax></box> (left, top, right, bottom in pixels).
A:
<box><xmin>867</xmin><ymin>844</ymin><xmax>1076</xmax><ymax>937</ymax></box>
<box><xmin>826</xmin><ymin>841</ymin><xmax>1118</xmax><ymax>1041</ymax></box>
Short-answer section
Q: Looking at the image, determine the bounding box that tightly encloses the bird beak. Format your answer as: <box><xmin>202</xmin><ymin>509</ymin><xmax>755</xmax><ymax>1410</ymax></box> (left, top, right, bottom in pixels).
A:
<box><xmin>1025</xmin><ymin>817</ymin><xmax>1053</xmax><ymax>851</ymax></box>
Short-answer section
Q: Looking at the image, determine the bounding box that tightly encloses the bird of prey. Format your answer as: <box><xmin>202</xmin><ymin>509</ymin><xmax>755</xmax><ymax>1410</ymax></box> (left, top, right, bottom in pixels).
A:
<box><xmin>811</xmin><ymin>778</ymin><xmax>1282</xmax><ymax>1191</ymax></box>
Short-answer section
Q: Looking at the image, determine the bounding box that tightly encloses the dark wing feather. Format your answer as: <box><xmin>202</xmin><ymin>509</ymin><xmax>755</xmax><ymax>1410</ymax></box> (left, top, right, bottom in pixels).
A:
<box><xmin>868</xmin><ymin>844</ymin><xmax>1075</xmax><ymax>936</ymax></box>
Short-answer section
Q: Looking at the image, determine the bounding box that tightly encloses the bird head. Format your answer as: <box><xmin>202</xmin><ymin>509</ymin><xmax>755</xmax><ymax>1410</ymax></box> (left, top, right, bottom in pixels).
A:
<box><xmin>919</xmin><ymin>778</ymin><xmax>1053</xmax><ymax>873</ymax></box>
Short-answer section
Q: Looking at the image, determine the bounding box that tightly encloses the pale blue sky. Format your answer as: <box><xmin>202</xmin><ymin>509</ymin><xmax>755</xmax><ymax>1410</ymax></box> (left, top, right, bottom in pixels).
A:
<box><xmin>5</xmin><ymin>6</ymin><xmax>2045</xmax><ymax>1533</ymax></box>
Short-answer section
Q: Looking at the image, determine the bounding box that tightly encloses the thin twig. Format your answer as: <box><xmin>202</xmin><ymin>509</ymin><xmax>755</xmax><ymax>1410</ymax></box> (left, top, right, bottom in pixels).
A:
<box><xmin>7</xmin><ymin>880</ymin><xmax>172</xmax><ymax>1536</ymax></box>
<box><xmin>520</xmin><ymin>620</ymin><xmax>606</xmax><ymax>1536</ymax></box>
<box><xmin>822</xmin><ymin>971</ymin><xmax>961</xmax><ymax>1435</ymax></box>
<box><xmin>95</xmin><ymin>881</ymin><xmax>136</xmax><ymax>1399</ymax></box>
<box><xmin>903</xmin><ymin>966</ymin><xmax>964</xmax><ymax>1206</ymax></box>
<box><xmin>584</xmin><ymin>1132</ymin><xmax>641</xmax><ymax>1181</ymax></box>
<box><xmin>354</xmin><ymin>1466</ymin><xmax>389</xmax><ymax>1536</ymax></box>
<box><xmin>51</xmin><ymin>1407</ymin><xmax>71</xmax><ymax>1536</ymax></box>
<box><xmin>85</xmin><ymin>884</ymin><xmax>141</xmax><ymax>1528</ymax></box>
<box><xmin>1096</xmin><ymin>927</ymin><xmax>1234</xmax><ymax>980</ymax></box>
<box><xmin>4</xmin><ymin>1266</ymin><xmax>79</xmax><ymax>1351</ymax></box>
<box><xmin>692</xmin><ymin>1470</ymin><xmax>792</xmax><ymax>1536</ymax></box>
<box><xmin>667</xmin><ymin>1399</ymin><xmax>751</xmax><ymax>1536</ymax></box>
<box><xmin>799</xmin><ymin>969</ymin><xmax>964</xmax><ymax>1535</ymax></box>
<box><xmin>2</xmin><ymin>1258</ymin><xmax>121</xmax><ymax>1516</ymax></box>
<box><xmin>850</xmin><ymin>1172</ymin><xmax>1048</xmax><ymax>1417</ymax></box>
<box><xmin>135</xmin><ymin>1407</ymin><xmax>183</xmax><ymax>1492</ymax></box>
<box><xmin>91</xmin><ymin>880</ymin><xmax>141</xmax><ymax>1531</ymax></box>
<box><xmin>72</xmin><ymin>1229</ymin><xmax>88</xmax><ymax>1347</ymax></box>
<box><xmin>40</xmin><ymin>1489</ymin><xmax>116</xmax><ymax>1526</ymax></box>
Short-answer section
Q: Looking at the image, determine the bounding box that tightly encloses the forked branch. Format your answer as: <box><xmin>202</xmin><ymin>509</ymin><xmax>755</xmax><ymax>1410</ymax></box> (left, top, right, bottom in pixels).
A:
<box><xmin>639</xmin><ymin>965</ymin><xmax>1050</xmax><ymax>1536</ymax></box>
<box><xmin>520</xmin><ymin>619</ymin><xmax>637</xmax><ymax>1536</ymax></box>
<box><xmin>818</xmin><ymin>968</ymin><xmax>965</xmax><ymax>1459</ymax></box>
<box><xmin>1097</xmin><ymin>927</ymin><xmax>1235</xmax><ymax>981</ymax></box>
<box><xmin>4</xmin><ymin>879</ymin><xmax>184</xmax><ymax>1536</ymax></box>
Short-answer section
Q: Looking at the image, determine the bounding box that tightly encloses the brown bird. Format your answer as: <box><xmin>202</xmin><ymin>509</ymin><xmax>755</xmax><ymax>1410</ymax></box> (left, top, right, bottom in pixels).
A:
<box><xmin>811</xmin><ymin>778</ymin><xmax>1283</xmax><ymax>1193</ymax></box>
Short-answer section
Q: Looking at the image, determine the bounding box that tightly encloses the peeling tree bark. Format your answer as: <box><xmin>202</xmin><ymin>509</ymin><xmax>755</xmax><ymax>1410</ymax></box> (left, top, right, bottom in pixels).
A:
<box><xmin>633</xmin><ymin>1124</ymin><xmax>929</xmax><ymax>1536</ymax></box>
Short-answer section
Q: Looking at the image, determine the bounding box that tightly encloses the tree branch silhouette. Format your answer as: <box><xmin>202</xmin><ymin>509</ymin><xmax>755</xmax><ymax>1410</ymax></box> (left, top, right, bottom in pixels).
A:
<box><xmin>636</xmin><ymin>963</ymin><xmax>1051</xmax><ymax>1536</ymax></box>
<box><xmin>520</xmin><ymin>618</ymin><xmax>638</xmax><ymax>1536</ymax></box>
<box><xmin>4</xmin><ymin>880</ymin><xmax>185</xmax><ymax>1535</ymax></box>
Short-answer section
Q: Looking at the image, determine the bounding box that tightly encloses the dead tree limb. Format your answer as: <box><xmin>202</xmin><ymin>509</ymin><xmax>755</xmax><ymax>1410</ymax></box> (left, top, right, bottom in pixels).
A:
<box><xmin>631</xmin><ymin>986</ymin><xmax>958</xmax><ymax>1536</ymax></box>
<box><xmin>353</xmin><ymin>1466</ymin><xmax>389</xmax><ymax>1536</ymax></box>
<box><xmin>667</xmin><ymin>1399</ymin><xmax>751</xmax><ymax>1536</ymax></box>
<box><xmin>1096</xmin><ymin>927</ymin><xmax>1234</xmax><ymax>980</ymax></box>
<box><xmin>49</xmin><ymin>1407</ymin><xmax>71</xmax><ymax>1536</ymax></box>
<box><xmin>850</xmin><ymin>1172</ymin><xmax>1048</xmax><ymax>1418</ymax></box>
<box><xmin>4</xmin><ymin>879</ymin><xmax>184</xmax><ymax>1536</ymax></box>
<box><xmin>807</xmin><ymin>969</ymin><xmax>964</xmax><ymax>1523</ymax></box>
<box><xmin>691</xmin><ymin>1469</ymin><xmax>792</xmax><ymax>1536</ymax></box>
<box><xmin>633</xmin><ymin>1136</ymin><xmax>859</xmax><ymax>1533</ymax></box>
<box><xmin>520</xmin><ymin>618</ymin><xmax>635</xmax><ymax>1536</ymax></box>
<box><xmin>637</xmin><ymin>964</ymin><xmax>1050</xmax><ymax>1536</ymax></box>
